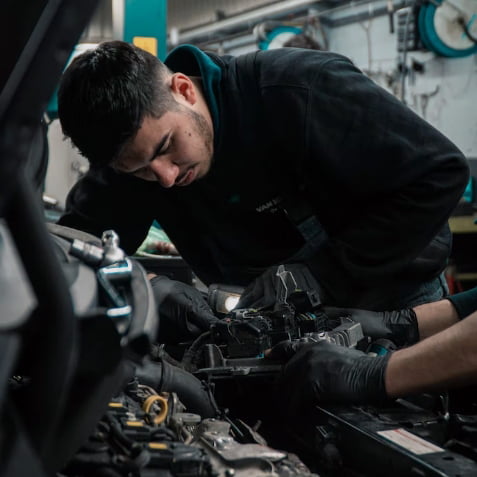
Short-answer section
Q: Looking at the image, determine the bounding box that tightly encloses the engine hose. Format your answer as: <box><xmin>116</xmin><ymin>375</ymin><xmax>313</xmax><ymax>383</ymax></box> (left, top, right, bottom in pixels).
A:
<box><xmin>135</xmin><ymin>359</ymin><xmax>218</xmax><ymax>418</ymax></box>
<box><xmin>181</xmin><ymin>331</ymin><xmax>212</xmax><ymax>372</ymax></box>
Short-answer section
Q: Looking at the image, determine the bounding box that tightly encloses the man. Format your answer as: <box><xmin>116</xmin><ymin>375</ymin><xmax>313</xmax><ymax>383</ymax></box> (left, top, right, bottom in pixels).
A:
<box><xmin>268</xmin><ymin>286</ymin><xmax>477</xmax><ymax>406</ymax></box>
<box><xmin>57</xmin><ymin>41</ymin><xmax>468</xmax><ymax>333</ymax></box>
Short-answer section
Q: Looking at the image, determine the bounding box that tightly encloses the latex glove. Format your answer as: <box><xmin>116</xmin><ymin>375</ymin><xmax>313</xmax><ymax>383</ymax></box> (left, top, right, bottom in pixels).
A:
<box><xmin>323</xmin><ymin>306</ymin><xmax>419</xmax><ymax>347</ymax></box>
<box><xmin>268</xmin><ymin>339</ymin><xmax>391</xmax><ymax>408</ymax></box>
<box><xmin>150</xmin><ymin>276</ymin><xmax>218</xmax><ymax>344</ymax></box>
<box><xmin>236</xmin><ymin>263</ymin><xmax>321</xmax><ymax>310</ymax></box>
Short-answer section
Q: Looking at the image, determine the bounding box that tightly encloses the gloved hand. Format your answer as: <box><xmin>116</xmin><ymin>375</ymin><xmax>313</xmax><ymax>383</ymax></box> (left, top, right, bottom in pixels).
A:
<box><xmin>268</xmin><ymin>339</ymin><xmax>391</xmax><ymax>409</ymax></box>
<box><xmin>150</xmin><ymin>276</ymin><xmax>218</xmax><ymax>344</ymax></box>
<box><xmin>323</xmin><ymin>306</ymin><xmax>419</xmax><ymax>347</ymax></box>
<box><xmin>236</xmin><ymin>263</ymin><xmax>321</xmax><ymax>310</ymax></box>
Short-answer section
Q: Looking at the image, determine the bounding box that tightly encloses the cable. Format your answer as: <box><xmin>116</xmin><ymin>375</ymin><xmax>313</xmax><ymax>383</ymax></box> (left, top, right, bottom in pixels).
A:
<box><xmin>458</xmin><ymin>16</ymin><xmax>477</xmax><ymax>44</ymax></box>
<box><xmin>181</xmin><ymin>331</ymin><xmax>212</xmax><ymax>372</ymax></box>
<box><xmin>400</xmin><ymin>5</ymin><xmax>414</xmax><ymax>104</ymax></box>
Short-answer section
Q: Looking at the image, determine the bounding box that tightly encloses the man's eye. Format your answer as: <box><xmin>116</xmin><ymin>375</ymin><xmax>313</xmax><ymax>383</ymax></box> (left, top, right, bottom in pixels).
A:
<box><xmin>157</xmin><ymin>138</ymin><xmax>172</xmax><ymax>156</ymax></box>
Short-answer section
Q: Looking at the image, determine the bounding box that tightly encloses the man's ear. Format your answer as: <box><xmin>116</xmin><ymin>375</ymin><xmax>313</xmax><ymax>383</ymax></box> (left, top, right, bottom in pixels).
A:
<box><xmin>170</xmin><ymin>73</ymin><xmax>196</xmax><ymax>106</ymax></box>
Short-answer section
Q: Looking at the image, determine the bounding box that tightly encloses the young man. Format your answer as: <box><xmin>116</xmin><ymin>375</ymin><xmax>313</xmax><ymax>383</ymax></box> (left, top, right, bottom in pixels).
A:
<box><xmin>57</xmin><ymin>40</ymin><xmax>468</xmax><ymax>323</ymax></box>
<box><xmin>269</xmin><ymin>287</ymin><xmax>477</xmax><ymax>406</ymax></box>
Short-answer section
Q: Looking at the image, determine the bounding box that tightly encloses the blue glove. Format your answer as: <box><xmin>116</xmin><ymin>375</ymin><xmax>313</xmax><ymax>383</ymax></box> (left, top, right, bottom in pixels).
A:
<box><xmin>150</xmin><ymin>276</ymin><xmax>218</xmax><ymax>344</ymax></box>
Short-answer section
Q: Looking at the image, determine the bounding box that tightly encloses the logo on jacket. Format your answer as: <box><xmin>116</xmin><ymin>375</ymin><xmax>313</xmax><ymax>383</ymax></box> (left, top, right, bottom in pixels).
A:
<box><xmin>256</xmin><ymin>196</ymin><xmax>281</xmax><ymax>214</ymax></box>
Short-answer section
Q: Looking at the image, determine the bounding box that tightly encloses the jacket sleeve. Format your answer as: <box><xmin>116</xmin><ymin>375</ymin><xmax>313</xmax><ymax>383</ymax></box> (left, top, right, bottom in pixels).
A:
<box><xmin>58</xmin><ymin>167</ymin><xmax>155</xmax><ymax>255</ymax></box>
<box><xmin>304</xmin><ymin>57</ymin><xmax>469</xmax><ymax>282</ymax></box>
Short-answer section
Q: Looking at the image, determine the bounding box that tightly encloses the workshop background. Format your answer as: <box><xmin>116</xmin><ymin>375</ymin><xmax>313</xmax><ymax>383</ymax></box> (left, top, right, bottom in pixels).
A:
<box><xmin>43</xmin><ymin>0</ymin><xmax>477</xmax><ymax>288</ymax></box>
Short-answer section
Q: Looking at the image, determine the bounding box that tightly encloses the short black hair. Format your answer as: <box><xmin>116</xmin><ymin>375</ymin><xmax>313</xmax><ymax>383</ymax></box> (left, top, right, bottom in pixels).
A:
<box><xmin>283</xmin><ymin>33</ymin><xmax>322</xmax><ymax>50</ymax></box>
<box><xmin>58</xmin><ymin>40</ymin><xmax>176</xmax><ymax>167</ymax></box>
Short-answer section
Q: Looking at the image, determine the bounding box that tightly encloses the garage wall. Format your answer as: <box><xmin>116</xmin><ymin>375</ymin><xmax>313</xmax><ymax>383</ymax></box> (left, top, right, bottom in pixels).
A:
<box><xmin>327</xmin><ymin>14</ymin><xmax>477</xmax><ymax>158</ymax></box>
<box><xmin>220</xmin><ymin>7</ymin><xmax>476</xmax><ymax>158</ymax></box>
<box><xmin>45</xmin><ymin>121</ymin><xmax>88</xmax><ymax>209</ymax></box>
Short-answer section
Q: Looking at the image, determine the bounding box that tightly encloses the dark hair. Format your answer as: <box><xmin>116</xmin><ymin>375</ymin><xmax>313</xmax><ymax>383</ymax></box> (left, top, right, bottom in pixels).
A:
<box><xmin>58</xmin><ymin>40</ymin><xmax>176</xmax><ymax>167</ymax></box>
<box><xmin>283</xmin><ymin>33</ymin><xmax>322</xmax><ymax>50</ymax></box>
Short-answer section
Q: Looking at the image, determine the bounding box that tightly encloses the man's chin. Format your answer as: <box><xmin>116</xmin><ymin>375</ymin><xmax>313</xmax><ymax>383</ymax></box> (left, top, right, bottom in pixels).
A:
<box><xmin>200</xmin><ymin>155</ymin><xmax>213</xmax><ymax>178</ymax></box>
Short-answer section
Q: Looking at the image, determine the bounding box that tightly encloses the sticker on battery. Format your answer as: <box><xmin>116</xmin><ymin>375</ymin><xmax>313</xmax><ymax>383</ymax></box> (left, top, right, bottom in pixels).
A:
<box><xmin>377</xmin><ymin>428</ymin><xmax>444</xmax><ymax>455</ymax></box>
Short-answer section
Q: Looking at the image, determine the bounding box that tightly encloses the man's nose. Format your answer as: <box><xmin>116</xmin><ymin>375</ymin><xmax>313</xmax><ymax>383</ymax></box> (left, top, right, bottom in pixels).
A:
<box><xmin>149</xmin><ymin>159</ymin><xmax>179</xmax><ymax>188</ymax></box>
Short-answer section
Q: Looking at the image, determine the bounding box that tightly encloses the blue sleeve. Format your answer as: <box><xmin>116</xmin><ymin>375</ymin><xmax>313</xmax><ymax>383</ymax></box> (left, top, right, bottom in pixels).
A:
<box><xmin>447</xmin><ymin>287</ymin><xmax>477</xmax><ymax>320</ymax></box>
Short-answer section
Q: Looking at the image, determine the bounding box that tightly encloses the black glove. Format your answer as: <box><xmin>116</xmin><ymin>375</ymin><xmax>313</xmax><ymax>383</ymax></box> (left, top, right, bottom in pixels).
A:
<box><xmin>150</xmin><ymin>276</ymin><xmax>218</xmax><ymax>344</ymax></box>
<box><xmin>323</xmin><ymin>306</ymin><xmax>419</xmax><ymax>347</ymax></box>
<box><xmin>268</xmin><ymin>340</ymin><xmax>391</xmax><ymax>409</ymax></box>
<box><xmin>236</xmin><ymin>263</ymin><xmax>321</xmax><ymax>310</ymax></box>
<box><xmin>134</xmin><ymin>358</ymin><xmax>217</xmax><ymax>418</ymax></box>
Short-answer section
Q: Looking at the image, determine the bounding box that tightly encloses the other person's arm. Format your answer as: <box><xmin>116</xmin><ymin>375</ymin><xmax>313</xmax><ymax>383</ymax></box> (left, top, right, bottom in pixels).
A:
<box><xmin>386</xmin><ymin>310</ymin><xmax>477</xmax><ymax>397</ymax></box>
<box><xmin>324</xmin><ymin>285</ymin><xmax>477</xmax><ymax>345</ymax></box>
<box><xmin>269</xmin><ymin>311</ymin><xmax>477</xmax><ymax>406</ymax></box>
<box><xmin>270</xmin><ymin>287</ymin><xmax>477</xmax><ymax>406</ymax></box>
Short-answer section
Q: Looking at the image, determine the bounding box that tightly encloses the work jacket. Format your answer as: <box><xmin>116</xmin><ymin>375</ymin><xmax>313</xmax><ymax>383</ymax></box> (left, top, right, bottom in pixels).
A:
<box><xmin>59</xmin><ymin>46</ymin><xmax>469</xmax><ymax>309</ymax></box>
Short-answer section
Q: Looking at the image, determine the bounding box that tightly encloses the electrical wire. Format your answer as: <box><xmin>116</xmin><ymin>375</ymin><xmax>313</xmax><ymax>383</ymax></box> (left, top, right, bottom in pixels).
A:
<box><xmin>181</xmin><ymin>331</ymin><xmax>212</xmax><ymax>372</ymax></box>
<box><xmin>359</xmin><ymin>18</ymin><xmax>374</xmax><ymax>72</ymax></box>
<box><xmin>399</xmin><ymin>4</ymin><xmax>414</xmax><ymax>104</ymax></box>
<box><xmin>458</xmin><ymin>16</ymin><xmax>477</xmax><ymax>44</ymax></box>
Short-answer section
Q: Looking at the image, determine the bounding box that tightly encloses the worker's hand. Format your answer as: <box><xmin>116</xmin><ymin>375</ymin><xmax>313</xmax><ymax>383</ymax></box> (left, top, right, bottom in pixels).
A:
<box><xmin>323</xmin><ymin>306</ymin><xmax>419</xmax><ymax>347</ymax></box>
<box><xmin>268</xmin><ymin>339</ymin><xmax>391</xmax><ymax>408</ymax></box>
<box><xmin>150</xmin><ymin>276</ymin><xmax>218</xmax><ymax>344</ymax></box>
<box><xmin>236</xmin><ymin>263</ymin><xmax>321</xmax><ymax>310</ymax></box>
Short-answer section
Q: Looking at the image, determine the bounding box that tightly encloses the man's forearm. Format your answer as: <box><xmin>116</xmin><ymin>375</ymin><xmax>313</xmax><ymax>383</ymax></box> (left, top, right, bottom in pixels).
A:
<box><xmin>413</xmin><ymin>298</ymin><xmax>459</xmax><ymax>340</ymax></box>
<box><xmin>385</xmin><ymin>311</ymin><xmax>477</xmax><ymax>397</ymax></box>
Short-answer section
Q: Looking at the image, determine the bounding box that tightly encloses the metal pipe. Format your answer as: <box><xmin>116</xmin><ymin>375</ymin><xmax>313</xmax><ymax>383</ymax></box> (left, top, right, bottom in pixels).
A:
<box><xmin>112</xmin><ymin>0</ymin><xmax>125</xmax><ymax>41</ymax></box>
<box><xmin>174</xmin><ymin>0</ymin><xmax>412</xmax><ymax>47</ymax></box>
<box><xmin>176</xmin><ymin>0</ymin><xmax>321</xmax><ymax>44</ymax></box>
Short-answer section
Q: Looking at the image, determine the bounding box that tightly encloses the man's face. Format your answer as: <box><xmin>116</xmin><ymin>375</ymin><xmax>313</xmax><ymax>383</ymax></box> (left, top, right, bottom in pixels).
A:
<box><xmin>114</xmin><ymin>106</ymin><xmax>214</xmax><ymax>188</ymax></box>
